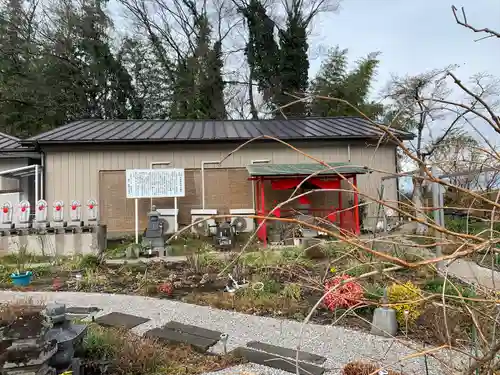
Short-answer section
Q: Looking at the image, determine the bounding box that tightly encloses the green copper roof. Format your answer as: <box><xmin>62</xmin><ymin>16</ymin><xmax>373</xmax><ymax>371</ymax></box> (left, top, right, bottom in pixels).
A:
<box><xmin>246</xmin><ymin>163</ymin><xmax>370</xmax><ymax>176</ymax></box>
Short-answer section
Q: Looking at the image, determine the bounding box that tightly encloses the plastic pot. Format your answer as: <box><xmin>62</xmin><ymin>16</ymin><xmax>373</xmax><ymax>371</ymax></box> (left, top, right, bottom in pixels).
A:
<box><xmin>10</xmin><ymin>271</ymin><xmax>33</xmax><ymax>286</ymax></box>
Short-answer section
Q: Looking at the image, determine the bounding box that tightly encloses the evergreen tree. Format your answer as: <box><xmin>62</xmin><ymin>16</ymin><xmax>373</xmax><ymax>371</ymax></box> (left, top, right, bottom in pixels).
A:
<box><xmin>309</xmin><ymin>46</ymin><xmax>383</xmax><ymax>118</ymax></box>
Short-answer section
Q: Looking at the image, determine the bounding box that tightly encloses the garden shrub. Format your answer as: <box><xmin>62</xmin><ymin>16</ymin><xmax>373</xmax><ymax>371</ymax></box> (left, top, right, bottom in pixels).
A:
<box><xmin>363</xmin><ymin>284</ymin><xmax>385</xmax><ymax>302</ymax></box>
<box><xmin>387</xmin><ymin>281</ymin><xmax>423</xmax><ymax>325</ymax></box>
<box><xmin>324</xmin><ymin>275</ymin><xmax>363</xmax><ymax>311</ymax></box>
<box><xmin>78</xmin><ymin>254</ymin><xmax>101</xmax><ymax>269</ymax></box>
<box><xmin>424</xmin><ymin>277</ymin><xmax>476</xmax><ymax>300</ymax></box>
<box><xmin>282</xmin><ymin>283</ymin><xmax>302</xmax><ymax>301</ymax></box>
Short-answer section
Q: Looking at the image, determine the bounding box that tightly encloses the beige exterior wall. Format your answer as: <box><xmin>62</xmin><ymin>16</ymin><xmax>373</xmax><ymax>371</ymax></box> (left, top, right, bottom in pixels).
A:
<box><xmin>42</xmin><ymin>140</ymin><xmax>398</xmax><ymax>230</ymax></box>
<box><xmin>0</xmin><ymin>158</ymin><xmax>28</xmax><ymax>192</ymax></box>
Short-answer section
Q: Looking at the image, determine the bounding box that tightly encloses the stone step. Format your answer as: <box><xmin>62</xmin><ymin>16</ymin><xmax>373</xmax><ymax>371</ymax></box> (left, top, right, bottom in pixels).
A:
<box><xmin>232</xmin><ymin>347</ymin><xmax>325</xmax><ymax>375</ymax></box>
<box><xmin>95</xmin><ymin>312</ymin><xmax>150</xmax><ymax>330</ymax></box>
<box><xmin>246</xmin><ymin>341</ymin><xmax>327</xmax><ymax>365</ymax></box>
<box><xmin>144</xmin><ymin>327</ymin><xmax>218</xmax><ymax>352</ymax></box>
<box><xmin>163</xmin><ymin>321</ymin><xmax>223</xmax><ymax>341</ymax></box>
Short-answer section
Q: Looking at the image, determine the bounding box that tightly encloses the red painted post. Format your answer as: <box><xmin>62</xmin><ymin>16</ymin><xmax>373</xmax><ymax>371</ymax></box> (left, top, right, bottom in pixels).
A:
<box><xmin>338</xmin><ymin>187</ymin><xmax>343</xmax><ymax>232</ymax></box>
<box><xmin>260</xmin><ymin>177</ymin><xmax>267</xmax><ymax>247</ymax></box>
<box><xmin>353</xmin><ymin>175</ymin><xmax>360</xmax><ymax>235</ymax></box>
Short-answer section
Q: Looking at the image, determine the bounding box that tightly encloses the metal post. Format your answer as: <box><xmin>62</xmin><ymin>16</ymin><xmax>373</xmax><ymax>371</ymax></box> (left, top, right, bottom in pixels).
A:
<box><xmin>134</xmin><ymin>198</ymin><xmax>139</xmax><ymax>244</ymax></box>
<box><xmin>260</xmin><ymin>177</ymin><xmax>267</xmax><ymax>247</ymax></box>
<box><xmin>431</xmin><ymin>167</ymin><xmax>443</xmax><ymax>268</ymax></box>
<box><xmin>34</xmin><ymin>164</ymin><xmax>39</xmax><ymax>206</ymax></box>
<box><xmin>174</xmin><ymin>197</ymin><xmax>178</xmax><ymax>232</ymax></box>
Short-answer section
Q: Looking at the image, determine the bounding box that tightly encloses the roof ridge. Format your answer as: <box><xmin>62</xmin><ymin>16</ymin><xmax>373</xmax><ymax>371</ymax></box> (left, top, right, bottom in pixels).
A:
<box><xmin>23</xmin><ymin>117</ymin><xmax>415</xmax><ymax>144</ymax></box>
<box><xmin>0</xmin><ymin>131</ymin><xmax>21</xmax><ymax>141</ymax></box>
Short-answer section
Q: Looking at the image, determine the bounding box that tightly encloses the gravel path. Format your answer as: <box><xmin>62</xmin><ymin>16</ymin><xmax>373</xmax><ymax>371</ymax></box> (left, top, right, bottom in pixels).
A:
<box><xmin>0</xmin><ymin>291</ymin><xmax>462</xmax><ymax>375</ymax></box>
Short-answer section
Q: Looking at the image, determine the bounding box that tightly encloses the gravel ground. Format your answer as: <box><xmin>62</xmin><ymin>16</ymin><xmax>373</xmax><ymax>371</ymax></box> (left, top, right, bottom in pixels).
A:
<box><xmin>0</xmin><ymin>291</ymin><xmax>465</xmax><ymax>375</ymax></box>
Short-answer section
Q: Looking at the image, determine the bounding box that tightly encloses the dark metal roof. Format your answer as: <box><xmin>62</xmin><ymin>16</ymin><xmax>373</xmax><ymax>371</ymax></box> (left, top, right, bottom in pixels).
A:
<box><xmin>0</xmin><ymin>132</ymin><xmax>24</xmax><ymax>150</ymax></box>
<box><xmin>24</xmin><ymin>117</ymin><xmax>414</xmax><ymax>145</ymax></box>
<box><xmin>247</xmin><ymin>162</ymin><xmax>370</xmax><ymax>176</ymax></box>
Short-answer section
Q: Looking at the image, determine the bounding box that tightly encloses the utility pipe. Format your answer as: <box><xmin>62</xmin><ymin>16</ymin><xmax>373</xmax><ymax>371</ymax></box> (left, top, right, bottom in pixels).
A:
<box><xmin>40</xmin><ymin>155</ymin><xmax>44</xmax><ymax>200</ymax></box>
<box><xmin>347</xmin><ymin>144</ymin><xmax>351</xmax><ymax>162</ymax></box>
<box><xmin>201</xmin><ymin>161</ymin><xmax>220</xmax><ymax>209</ymax></box>
<box><xmin>135</xmin><ymin>198</ymin><xmax>139</xmax><ymax>244</ymax></box>
<box><xmin>0</xmin><ymin>164</ymin><xmax>39</xmax><ymax>176</ymax></box>
<box><xmin>250</xmin><ymin>160</ymin><xmax>270</xmax><ymax>211</ymax></box>
<box><xmin>34</xmin><ymin>164</ymin><xmax>39</xmax><ymax>207</ymax></box>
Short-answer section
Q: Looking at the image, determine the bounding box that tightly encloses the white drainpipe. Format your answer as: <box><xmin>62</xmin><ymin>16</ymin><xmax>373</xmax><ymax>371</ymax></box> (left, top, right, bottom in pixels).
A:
<box><xmin>201</xmin><ymin>161</ymin><xmax>220</xmax><ymax>209</ymax></box>
<box><xmin>347</xmin><ymin>144</ymin><xmax>351</xmax><ymax>162</ymax></box>
<box><xmin>40</xmin><ymin>156</ymin><xmax>44</xmax><ymax>200</ymax></box>
<box><xmin>250</xmin><ymin>159</ymin><xmax>270</xmax><ymax>211</ymax></box>
<box><xmin>34</xmin><ymin>164</ymin><xmax>39</xmax><ymax>206</ymax></box>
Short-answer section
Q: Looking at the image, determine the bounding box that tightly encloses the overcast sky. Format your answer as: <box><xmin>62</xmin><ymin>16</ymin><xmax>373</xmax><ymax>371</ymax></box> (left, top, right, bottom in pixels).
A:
<box><xmin>306</xmin><ymin>0</ymin><xmax>500</xmax><ymax>189</ymax></box>
<box><xmin>309</xmin><ymin>0</ymin><xmax>500</xmax><ymax>100</ymax></box>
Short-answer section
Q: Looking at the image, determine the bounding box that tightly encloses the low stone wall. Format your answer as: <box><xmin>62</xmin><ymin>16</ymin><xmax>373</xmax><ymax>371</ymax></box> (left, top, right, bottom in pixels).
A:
<box><xmin>0</xmin><ymin>227</ymin><xmax>107</xmax><ymax>257</ymax></box>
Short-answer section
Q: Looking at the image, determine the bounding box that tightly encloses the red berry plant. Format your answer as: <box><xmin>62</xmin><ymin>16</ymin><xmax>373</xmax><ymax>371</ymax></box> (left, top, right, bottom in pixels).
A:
<box><xmin>324</xmin><ymin>275</ymin><xmax>363</xmax><ymax>311</ymax></box>
<box><xmin>157</xmin><ymin>282</ymin><xmax>174</xmax><ymax>297</ymax></box>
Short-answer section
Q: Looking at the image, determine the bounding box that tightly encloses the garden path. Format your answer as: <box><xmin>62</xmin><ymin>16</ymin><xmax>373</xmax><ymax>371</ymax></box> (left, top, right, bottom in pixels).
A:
<box><xmin>0</xmin><ymin>290</ymin><xmax>462</xmax><ymax>375</ymax></box>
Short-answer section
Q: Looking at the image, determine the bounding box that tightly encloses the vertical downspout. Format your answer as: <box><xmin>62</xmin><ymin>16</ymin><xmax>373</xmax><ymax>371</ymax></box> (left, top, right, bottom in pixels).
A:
<box><xmin>40</xmin><ymin>151</ymin><xmax>45</xmax><ymax>200</ymax></box>
<box><xmin>35</xmin><ymin>164</ymin><xmax>39</xmax><ymax>206</ymax></box>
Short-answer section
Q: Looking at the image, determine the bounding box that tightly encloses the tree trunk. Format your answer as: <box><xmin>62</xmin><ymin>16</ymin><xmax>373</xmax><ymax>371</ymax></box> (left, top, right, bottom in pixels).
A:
<box><xmin>413</xmin><ymin>172</ymin><xmax>428</xmax><ymax>235</ymax></box>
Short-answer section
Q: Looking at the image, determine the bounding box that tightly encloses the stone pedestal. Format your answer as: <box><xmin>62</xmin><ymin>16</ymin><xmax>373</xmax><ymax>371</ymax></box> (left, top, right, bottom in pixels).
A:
<box><xmin>0</xmin><ymin>306</ymin><xmax>56</xmax><ymax>375</ymax></box>
<box><xmin>370</xmin><ymin>307</ymin><xmax>398</xmax><ymax>337</ymax></box>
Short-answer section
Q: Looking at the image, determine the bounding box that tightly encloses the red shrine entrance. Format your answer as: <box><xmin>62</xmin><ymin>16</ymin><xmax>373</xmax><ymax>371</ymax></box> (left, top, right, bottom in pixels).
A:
<box><xmin>246</xmin><ymin>163</ymin><xmax>368</xmax><ymax>247</ymax></box>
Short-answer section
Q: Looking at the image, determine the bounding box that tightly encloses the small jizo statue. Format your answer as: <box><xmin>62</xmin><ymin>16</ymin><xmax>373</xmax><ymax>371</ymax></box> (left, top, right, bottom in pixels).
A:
<box><xmin>1</xmin><ymin>201</ymin><xmax>13</xmax><ymax>224</ymax></box>
<box><xmin>53</xmin><ymin>200</ymin><xmax>64</xmax><ymax>222</ymax></box>
<box><xmin>35</xmin><ymin>199</ymin><xmax>48</xmax><ymax>222</ymax></box>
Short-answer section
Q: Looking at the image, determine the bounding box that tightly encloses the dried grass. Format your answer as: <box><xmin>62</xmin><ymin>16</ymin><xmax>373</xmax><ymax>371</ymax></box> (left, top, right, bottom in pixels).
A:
<box><xmin>0</xmin><ymin>299</ymin><xmax>42</xmax><ymax>325</ymax></box>
<box><xmin>342</xmin><ymin>361</ymin><xmax>404</xmax><ymax>375</ymax></box>
<box><xmin>81</xmin><ymin>324</ymin><xmax>243</xmax><ymax>375</ymax></box>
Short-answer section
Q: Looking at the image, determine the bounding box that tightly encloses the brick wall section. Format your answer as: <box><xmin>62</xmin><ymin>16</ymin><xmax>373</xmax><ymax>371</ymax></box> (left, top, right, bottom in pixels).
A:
<box><xmin>99</xmin><ymin>169</ymin><xmax>343</xmax><ymax>233</ymax></box>
<box><xmin>99</xmin><ymin>168</ymin><xmax>253</xmax><ymax>233</ymax></box>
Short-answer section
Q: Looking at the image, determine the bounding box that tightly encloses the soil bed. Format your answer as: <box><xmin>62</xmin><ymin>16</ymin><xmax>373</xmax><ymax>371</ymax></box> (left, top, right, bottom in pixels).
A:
<box><xmin>0</xmin><ymin>249</ymin><xmax>488</xmax><ymax>348</ymax></box>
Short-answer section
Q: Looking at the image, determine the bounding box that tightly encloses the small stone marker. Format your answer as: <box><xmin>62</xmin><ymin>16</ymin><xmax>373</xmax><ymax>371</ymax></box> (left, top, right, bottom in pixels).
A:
<box><xmin>69</xmin><ymin>200</ymin><xmax>83</xmax><ymax>227</ymax></box>
<box><xmin>0</xmin><ymin>201</ymin><xmax>13</xmax><ymax>229</ymax></box>
<box><xmin>52</xmin><ymin>200</ymin><xmax>65</xmax><ymax>228</ymax></box>
<box><xmin>370</xmin><ymin>288</ymin><xmax>398</xmax><ymax>337</ymax></box>
<box><xmin>87</xmin><ymin>199</ymin><xmax>98</xmax><ymax>225</ymax></box>
<box><xmin>95</xmin><ymin>312</ymin><xmax>150</xmax><ymax>330</ymax></box>
<box><xmin>17</xmin><ymin>200</ymin><xmax>31</xmax><ymax>228</ymax></box>
<box><xmin>35</xmin><ymin>199</ymin><xmax>49</xmax><ymax>229</ymax></box>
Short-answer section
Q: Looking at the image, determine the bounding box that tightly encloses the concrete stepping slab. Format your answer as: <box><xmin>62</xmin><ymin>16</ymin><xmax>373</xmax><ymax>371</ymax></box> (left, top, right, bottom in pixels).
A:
<box><xmin>246</xmin><ymin>341</ymin><xmax>326</xmax><ymax>365</ymax></box>
<box><xmin>66</xmin><ymin>306</ymin><xmax>101</xmax><ymax>314</ymax></box>
<box><xmin>163</xmin><ymin>321</ymin><xmax>223</xmax><ymax>340</ymax></box>
<box><xmin>144</xmin><ymin>327</ymin><xmax>218</xmax><ymax>352</ymax></box>
<box><xmin>95</xmin><ymin>312</ymin><xmax>149</xmax><ymax>330</ymax></box>
<box><xmin>232</xmin><ymin>347</ymin><xmax>325</xmax><ymax>375</ymax></box>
